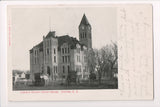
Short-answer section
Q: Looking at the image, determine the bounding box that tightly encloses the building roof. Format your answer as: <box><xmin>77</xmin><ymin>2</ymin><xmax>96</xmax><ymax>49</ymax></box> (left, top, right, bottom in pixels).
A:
<box><xmin>30</xmin><ymin>41</ymin><xmax>43</xmax><ymax>53</ymax></box>
<box><xmin>57</xmin><ymin>35</ymin><xmax>82</xmax><ymax>50</ymax></box>
<box><xmin>45</xmin><ymin>31</ymin><xmax>55</xmax><ymax>38</ymax></box>
<box><xmin>29</xmin><ymin>49</ymin><xmax>33</xmax><ymax>53</ymax></box>
<box><xmin>30</xmin><ymin>33</ymin><xmax>84</xmax><ymax>53</ymax></box>
<box><xmin>29</xmin><ymin>14</ymin><xmax>90</xmax><ymax>53</ymax></box>
<box><xmin>79</xmin><ymin>14</ymin><xmax>91</xmax><ymax>26</ymax></box>
<box><xmin>36</xmin><ymin>41</ymin><xmax>43</xmax><ymax>52</ymax></box>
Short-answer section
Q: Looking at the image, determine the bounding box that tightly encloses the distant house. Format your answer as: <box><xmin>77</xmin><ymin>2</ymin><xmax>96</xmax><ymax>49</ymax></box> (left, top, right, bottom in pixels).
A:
<box><xmin>29</xmin><ymin>14</ymin><xmax>92</xmax><ymax>82</ymax></box>
<box><xmin>12</xmin><ymin>70</ymin><xmax>30</xmax><ymax>80</ymax></box>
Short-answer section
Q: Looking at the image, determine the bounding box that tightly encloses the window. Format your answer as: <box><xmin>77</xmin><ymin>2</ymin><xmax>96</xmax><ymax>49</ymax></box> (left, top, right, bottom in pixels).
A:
<box><xmin>35</xmin><ymin>50</ymin><xmax>36</xmax><ymax>56</ymax></box>
<box><xmin>63</xmin><ymin>66</ymin><xmax>65</xmax><ymax>73</ymax></box>
<box><xmin>54</xmin><ymin>48</ymin><xmax>56</xmax><ymax>54</ymax></box>
<box><xmin>34</xmin><ymin>50</ymin><xmax>38</xmax><ymax>64</ymax></box>
<box><xmin>54</xmin><ymin>56</ymin><xmax>56</xmax><ymax>63</ymax></box>
<box><xmin>68</xmin><ymin>56</ymin><xmax>70</xmax><ymax>62</ymax></box>
<box><xmin>34</xmin><ymin>58</ymin><xmax>36</xmax><ymax>64</ymax></box>
<box><xmin>62</xmin><ymin>56</ymin><xmax>64</xmax><ymax>63</ymax></box>
<box><xmin>65</xmin><ymin>56</ymin><xmax>67</xmax><ymax>63</ymax></box>
<box><xmin>85</xmin><ymin>32</ymin><xmax>86</xmax><ymax>38</ymax></box>
<box><xmin>65</xmin><ymin>48</ymin><xmax>67</xmax><ymax>53</ymax></box>
<box><xmin>68</xmin><ymin>66</ymin><xmax>70</xmax><ymax>72</ymax></box>
<box><xmin>47</xmin><ymin>48</ymin><xmax>49</xmax><ymax>55</ymax></box>
<box><xmin>62</xmin><ymin>48</ymin><xmax>64</xmax><ymax>54</ymax></box>
<box><xmin>82</xmin><ymin>32</ymin><xmax>84</xmax><ymax>38</ymax></box>
<box><xmin>79</xmin><ymin>56</ymin><xmax>81</xmax><ymax>62</ymax></box>
<box><xmin>68</xmin><ymin>48</ymin><xmax>70</xmax><ymax>53</ymax></box>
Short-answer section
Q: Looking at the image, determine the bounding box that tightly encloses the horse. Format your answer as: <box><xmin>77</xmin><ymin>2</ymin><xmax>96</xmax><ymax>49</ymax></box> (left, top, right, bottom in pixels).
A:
<box><xmin>40</xmin><ymin>74</ymin><xmax>50</xmax><ymax>86</ymax></box>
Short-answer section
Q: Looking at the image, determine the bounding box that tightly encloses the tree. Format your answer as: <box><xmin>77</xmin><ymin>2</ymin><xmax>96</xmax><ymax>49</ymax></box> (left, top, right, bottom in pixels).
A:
<box><xmin>95</xmin><ymin>42</ymin><xmax>118</xmax><ymax>84</ymax></box>
<box><xmin>86</xmin><ymin>49</ymin><xmax>97</xmax><ymax>73</ymax></box>
<box><xmin>86</xmin><ymin>49</ymin><xmax>97</xmax><ymax>84</ymax></box>
<box><xmin>85</xmin><ymin>42</ymin><xmax>118</xmax><ymax>84</ymax></box>
<box><xmin>108</xmin><ymin>42</ymin><xmax>118</xmax><ymax>79</ymax></box>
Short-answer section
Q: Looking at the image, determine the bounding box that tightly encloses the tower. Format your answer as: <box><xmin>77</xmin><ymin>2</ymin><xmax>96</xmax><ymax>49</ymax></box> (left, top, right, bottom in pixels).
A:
<box><xmin>79</xmin><ymin>14</ymin><xmax>92</xmax><ymax>49</ymax></box>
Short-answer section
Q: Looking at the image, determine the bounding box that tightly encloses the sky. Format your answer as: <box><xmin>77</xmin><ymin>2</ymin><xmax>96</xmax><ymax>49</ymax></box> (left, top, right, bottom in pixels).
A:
<box><xmin>10</xmin><ymin>5</ymin><xmax>117</xmax><ymax>70</ymax></box>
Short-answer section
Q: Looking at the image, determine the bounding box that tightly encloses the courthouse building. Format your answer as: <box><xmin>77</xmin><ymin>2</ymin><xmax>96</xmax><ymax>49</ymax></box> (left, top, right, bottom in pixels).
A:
<box><xmin>29</xmin><ymin>14</ymin><xmax>92</xmax><ymax>81</ymax></box>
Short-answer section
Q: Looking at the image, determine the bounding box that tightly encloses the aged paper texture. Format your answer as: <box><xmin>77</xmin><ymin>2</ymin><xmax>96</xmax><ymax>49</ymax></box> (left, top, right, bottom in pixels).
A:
<box><xmin>7</xmin><ymin>4</ymin><xmax>153</xmax><ymax>101</ymax></box>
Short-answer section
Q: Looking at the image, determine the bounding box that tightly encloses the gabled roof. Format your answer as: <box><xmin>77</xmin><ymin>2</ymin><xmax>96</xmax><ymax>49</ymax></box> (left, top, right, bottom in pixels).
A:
<box><xmin>57</xmin><ymin>35</ymin><xmax>81</xmax><ymax>50</ymax></box>
<box><xmin>79</xmin><ymin>14</ymin><xmax>91</xmax><ymax>26</ymax></box>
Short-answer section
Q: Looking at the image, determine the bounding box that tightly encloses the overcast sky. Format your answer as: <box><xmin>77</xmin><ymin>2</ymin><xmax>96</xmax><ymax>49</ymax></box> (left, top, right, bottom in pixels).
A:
<box><xmin>10</xmin><ymin>6</ymin><xmax>117</xmax><ymax>70</ymax></box>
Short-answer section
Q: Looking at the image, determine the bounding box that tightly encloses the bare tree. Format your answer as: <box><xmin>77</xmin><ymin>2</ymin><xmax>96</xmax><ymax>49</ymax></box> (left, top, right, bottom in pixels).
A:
<box><xmin>86</xmin><ymin>49</ymin><xmax>97</xmax><ymax>84</ymax></box>
<box><xmin>108</xmin><ymin>42</ymin><xmax>118</xmax><ymax>79</ymax></box>
<box><xmin>95</xmin><ymin>42</ymin><xmax>118</xmax><ymax>84</ymax></box>
<box><xmin>85</xmin><ymin>42</ymin><xmax>118</xmax><ymax>85</ymax></box>
<box><xmin>86</xmin><ymin>49</ymin><xmax>97</xmax><ymax>73</ymax></box>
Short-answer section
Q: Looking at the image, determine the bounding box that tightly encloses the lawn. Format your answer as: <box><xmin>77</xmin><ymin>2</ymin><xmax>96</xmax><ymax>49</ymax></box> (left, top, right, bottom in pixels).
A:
<box><xmin>13</xmin><ymin>79</ymin><xmax>118</xmax><ymax>90</ymax></box>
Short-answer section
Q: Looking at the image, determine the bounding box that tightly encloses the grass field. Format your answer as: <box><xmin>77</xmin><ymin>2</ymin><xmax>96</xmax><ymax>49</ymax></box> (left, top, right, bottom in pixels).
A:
<box><xmin>13</xmin><ymin>79</ymin><xmax>118</xmax><ymax>90</ymax></box>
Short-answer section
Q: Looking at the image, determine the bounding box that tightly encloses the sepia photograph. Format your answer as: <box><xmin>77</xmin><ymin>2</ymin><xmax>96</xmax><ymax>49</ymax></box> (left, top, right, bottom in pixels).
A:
<box><xmin>10</xmin><ymin>6</ymin><xmax>118</xmax><ymax>90</ymax></box>
<box><xmin>7</xmin><ymin>4</ymin><xmax>153</xmax><ymax>101</ymax></box>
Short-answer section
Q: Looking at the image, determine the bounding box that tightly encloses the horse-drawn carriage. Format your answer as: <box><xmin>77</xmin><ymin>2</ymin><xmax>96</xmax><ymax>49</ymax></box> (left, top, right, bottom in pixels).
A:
<box><xmin>66</xmin><ymin>70</ymin><xmax>79</xmax><ymax>86</ymax></box>
<box><xmin>34</xmin><ymin>73</ymin><xmax>45</xmax><ymax>86</ymax></box>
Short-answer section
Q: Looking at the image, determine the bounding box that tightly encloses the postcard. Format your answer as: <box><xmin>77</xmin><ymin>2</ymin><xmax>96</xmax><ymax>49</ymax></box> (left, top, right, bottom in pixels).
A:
<box><xmin>7</xmin><ymin>4</ymin><xmax>153</xmax><ymax>101</ymax></box>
